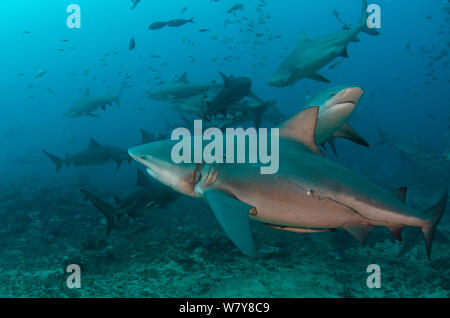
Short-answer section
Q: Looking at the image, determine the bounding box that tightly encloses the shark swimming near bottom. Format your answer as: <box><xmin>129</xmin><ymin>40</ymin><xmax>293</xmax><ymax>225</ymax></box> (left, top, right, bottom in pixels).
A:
<box><xmin>43</xmin><ymin>138</ymin><xmax>131</xmax><ymax>171</ymax></box>
<box><xmin>81</xmin><ymin>169</ymin><xmax>179</xmax><ymax>234</ymax></box>
<box><xmin>129</xmin><ymin>107</ymin><xmax>448</xmax><ymax>259</ymax></box>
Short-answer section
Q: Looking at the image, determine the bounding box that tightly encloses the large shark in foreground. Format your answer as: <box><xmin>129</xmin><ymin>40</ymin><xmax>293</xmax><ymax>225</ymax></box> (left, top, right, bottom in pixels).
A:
<box><xmin>269</xmin><ymin>0</ymin><xmax>379</xmax><ymax>87</ymax></box>
<box><xmin>65</xmin><ymin>87</ymin><xmax>123</xmax><ymax>118</ymax></box>
<box><xmin>43</xmin><ymin>138</ymin><xmax>131</xmax><ymax>171</ymax></box>
<box><xmin>129</xmin><ymin>107</ymin><xmax>448</xmax><ymax>259</ymax></box>
<box><xmin>81</xmin><ymin>169</ymin><xmax>178</xmax><ymax>234</ymax></box>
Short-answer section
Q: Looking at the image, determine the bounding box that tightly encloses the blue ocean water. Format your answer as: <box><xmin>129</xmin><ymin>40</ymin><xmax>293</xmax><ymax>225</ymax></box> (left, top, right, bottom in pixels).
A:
<box><xmin>0</xmin><ymin>0</ymin><xmax>448</xmax><ymax>297</ymax></box>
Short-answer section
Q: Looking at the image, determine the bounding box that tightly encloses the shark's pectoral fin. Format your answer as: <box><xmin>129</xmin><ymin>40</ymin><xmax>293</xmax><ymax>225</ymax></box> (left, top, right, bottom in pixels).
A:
<box><xmin>203</xmin><ymin>189</ymin><xmax>257</xmax><ymax>258</ymax></box>
<box><xmin>333</xmin><ymin>123</ymin><xmax>370</xmax><ymax>147</ymax></box>
<box><xmin>344</xmin><ymin>226</ymin><xmax>373</xmax><ymax>245</ymax></box>
<box><xmin>86</xmin><ymin>113</ymin><xmax>99</xmax><ymax>118</ymax></box>
<box><xmin>115</xmin><ymin>160</ymin><xmax>122</xmax><ymax>171</ymax></box>
<box><xmin>306</xmin><ymin>73</ymin><xmax>330</xmax><ymax>83</ymax></box>
<box><xmin>338</xmin><ymin>46</ymin><xmax>349</xmax><ymax>58</ymax></box>
<box><xmin>278</xmin><ymin>107</ymin><xmax>323</xmax><ymax>155</ymax></box>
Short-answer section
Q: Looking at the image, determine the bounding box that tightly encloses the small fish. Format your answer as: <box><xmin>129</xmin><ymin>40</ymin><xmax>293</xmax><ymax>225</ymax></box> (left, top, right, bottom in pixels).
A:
<box><xmin>167</xmin><ymin>18</ymin><xmax>194</xmax><ymax>27</ymax></box>
<box><xmin>33</xmin><ymin>69</ymin><xmax>47</xmax><ymax>78</ymax></box>
<box><xmin>129</xmin><ymin>37</ymin><xmax>136</xmax><ymax>50</ymax></box>
<box><xmin>149</xmin><ymin>21</ymin><xmax>168</xmax><ymax>30</ymax></box>
<box><xmin>181</xmin><ymin>6</ymin><xmax>188</xmax><ymax>15</ymax></box>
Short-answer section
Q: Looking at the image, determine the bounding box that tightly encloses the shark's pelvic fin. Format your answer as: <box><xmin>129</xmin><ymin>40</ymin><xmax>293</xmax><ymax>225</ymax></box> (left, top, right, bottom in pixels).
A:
<box><xmin>278</xmin><ymin>106</ymin><xmax>322</xmax><ymax>155</ymax></box>
<box><xmin>332</xmin><ymin>123</ymin><xmax>370</xmax><ymax>147</ymax></box>
<box><xmin>306</xmin><ymin>73</ymin><xmax>330</xmax><ymax>83</ymax></box>
<box><xmin>344</xmin><ymin>226</ymin><xmax>373</xmax><ymax>245</ymax></box>
<box><xmin>203</xmin><ymin>189</ymin><xmax>257</xmax><ymax>258</ymax></box>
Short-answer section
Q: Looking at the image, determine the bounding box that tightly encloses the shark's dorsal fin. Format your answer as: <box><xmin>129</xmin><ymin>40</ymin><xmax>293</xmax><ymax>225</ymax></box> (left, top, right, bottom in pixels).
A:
<box><xmin>218</xmin><ymin>72</ymin><xmax>231</xmax><ymax>88</ymax></box>
<box><xmin>392</xmin><ymin>187</ymin><xmax>407</xmax><ymax>203</ymax></box>
<box><xmin>140</xmin><ymin>129</ymin><xmax>152</xmax><ymax>143</ymax></box>
<box><xmin>177</xmin><ymin>72</ymin><xmax>188</xmax><ymax>83</ymax></box>
<box><xmin>136</xmin><ymin>169</ymin><xmax>151</xmax><ymax>187</ymax></box>
<box><xmin>88</xmin><ymin>138</ymin><xmax>101</xmax><ymax>150</ymax></box>
<box><xmin>278</xmin><ymin>107</ymin><xmax>322</xmax><ymax>154</ymax></box>
<box><xmin>296</xmin><ymin>30</ymin><xmax>311</xmax><ymax>46</ymax></box>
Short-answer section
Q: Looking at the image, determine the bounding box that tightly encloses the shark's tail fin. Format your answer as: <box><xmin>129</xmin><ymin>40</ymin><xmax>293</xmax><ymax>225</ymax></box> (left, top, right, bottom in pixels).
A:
<box><xmin>42</xmin><ymin>149</ymin><xmax>64</xmax><ymax>172</ymax></box>
<box><xmin>360</xmin><ymin>0</ymin><xmax>380</xmax><ymax>36</ymax></box>
<box><xmin>80</xmin><ymin>189</ymin><xmax>117</xmax><ymax>235</ymax></box>
<box><xmin>421</xmin><ymin>183</ymin><xmax>448</xmax><ymax>260</ymax></box>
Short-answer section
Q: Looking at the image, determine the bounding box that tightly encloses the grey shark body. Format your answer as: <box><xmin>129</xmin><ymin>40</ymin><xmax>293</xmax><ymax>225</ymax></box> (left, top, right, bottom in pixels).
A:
<box><xmin>146</xmin><ymin>73</ymin><xmax>218</xmax><ymax>102</ymax></box>
<box><xmin>129</xmin><ymin>107</ymin><xmax>447</xmax><ymax>260</ymax></box>
<box><xmin>269</xmin><ymin>0</ymin><xmax>379</xmax><ymax>87</ymax></box>
<box><xmin>43</xmin><ymin>138</ymin><xmax>131</xmax><ymax>171</ymax></box>
<box><xmin>65</xmin><ymin>87</ymin><xmax>122</xmax><ymax>118</ymax></box>
<box><xmin>81</xmin><ymin>169</ymin><xmax>178</xmax><ymax>234</ymax></box>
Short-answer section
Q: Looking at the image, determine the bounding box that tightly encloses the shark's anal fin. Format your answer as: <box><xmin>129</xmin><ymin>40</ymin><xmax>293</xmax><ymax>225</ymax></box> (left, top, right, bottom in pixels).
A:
<box><xmin>332</xmin><ymin>123</ymin><xmax>370</xmax><ymax>147</ymax></box>
<box><xmin>203</xmin><ymin>189</ymin><xmax>257</xmax><ymax>258</ymax></box>
<box><xmin>306</xmin><ymin>73</ymin><xmax>330</xmax><ymax>83</ymax></box>
<box><xmin>278</xmin><ymin>106</ymin><xmax>323</xmax><ymax>155</ymax></box>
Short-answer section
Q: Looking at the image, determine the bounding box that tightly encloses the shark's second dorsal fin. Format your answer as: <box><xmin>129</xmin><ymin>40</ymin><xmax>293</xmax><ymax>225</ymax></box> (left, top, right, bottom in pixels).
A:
<box><xmin>177</xmin><ymin>72</ymin><xmax>188</xmax><ymax>83</ymax></box>
<box><xmin>296</xmin><ymin>30</ymin><xmax>311</xmax><ymax>47</ymax></box>
<box><xmin>278</xmin><ymin>107</ymin><xmax>322</xmax><ymax>154</ymax></box>
<box><xmin>136</xmin><ymin>169</ymin><xmax>151</xmax><ymax>187</ymax></box>
<box><xmin>88</xmin><ymin>138</ymin><xmax>101</xmax><ymax>150</ymax></box>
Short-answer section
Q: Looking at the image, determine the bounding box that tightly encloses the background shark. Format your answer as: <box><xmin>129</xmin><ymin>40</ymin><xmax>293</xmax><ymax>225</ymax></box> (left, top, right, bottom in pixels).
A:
<box><xmin>146</xmin><ymin>72</ymin><xmax>218</xmax><ymax>102</ymax></box>
<box><xmin>269</xmin><ymin>0</ymin><xmax>379</xmax><ymax>87</ymax></box>
<box><xmin>129</xmin><ymin>107</ymin><xmax>447</xmax><ymax>259</ymax></box>
<box><xmin>81</xmin><ymin>169</ymin><xmax>179</xmax><ymax>234</ymax></box>
<box><xmin>42</xmin><ymin>138</ymin><xmax>131</xmax><ymax>171</ymax></box>
<box><xmin>64</xmin><ymin>86</ymin><xmax>123</xmax><ymax>118</ymax></box>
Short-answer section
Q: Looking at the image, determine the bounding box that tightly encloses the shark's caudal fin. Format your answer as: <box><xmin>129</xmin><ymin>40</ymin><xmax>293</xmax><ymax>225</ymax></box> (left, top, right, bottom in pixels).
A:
<box><xmin>80</xmin><ymin>189</ymin><xmax>117</xmax><ymax>235</ymax></box>
<box><xmin>421</xmin><ymin>184</ymin><xmax>448</xmax><ymax>260</ymax></box>
<box><xmin>42</xmin><ymin>149</ymin><xmax>64</xmax><ymax>172</ymax></box>
<box><xmin>359</xmin><ymin>0</ymin><xmax>380</xmax><ymax>36</ymax></box>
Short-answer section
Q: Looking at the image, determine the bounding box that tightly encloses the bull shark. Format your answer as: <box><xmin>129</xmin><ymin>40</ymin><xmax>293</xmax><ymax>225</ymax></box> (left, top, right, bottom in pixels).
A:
<box><xmin>146</xmin><ymin>72</ymin><xmax>218</xmax><ymax>102</ymax></box>
<box><xmin>269</xmin><ymin>0</ymin><xmax>379</xmax><ymax>87</ymax></box>
<box><xmin>42</xmin><ymin>138</ymin><xmax>131</xmax><ymax>172</ymax></box>
<box><xmin>81</xmin><ymin>169</ymin><xmax>178</xmax><ymax>234</ymax></box>
<box><xmin>303</xmin><ymin>86</ymin><xmax>369</xmax><ymax>155</ymax></box>
<box><xmin>65</xmin><ymin>86</ymin><xmax>123</xmax><ymax>118</ymax></box>
<box><xmin>202</xmin><ymin>72</ymin><xmax>264</xmax><ymax>119</ymax></box>
<box><xmin>129</xmin><ymin>107</ymin><xmax>447</xmax><ymax>260</ymax></box>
